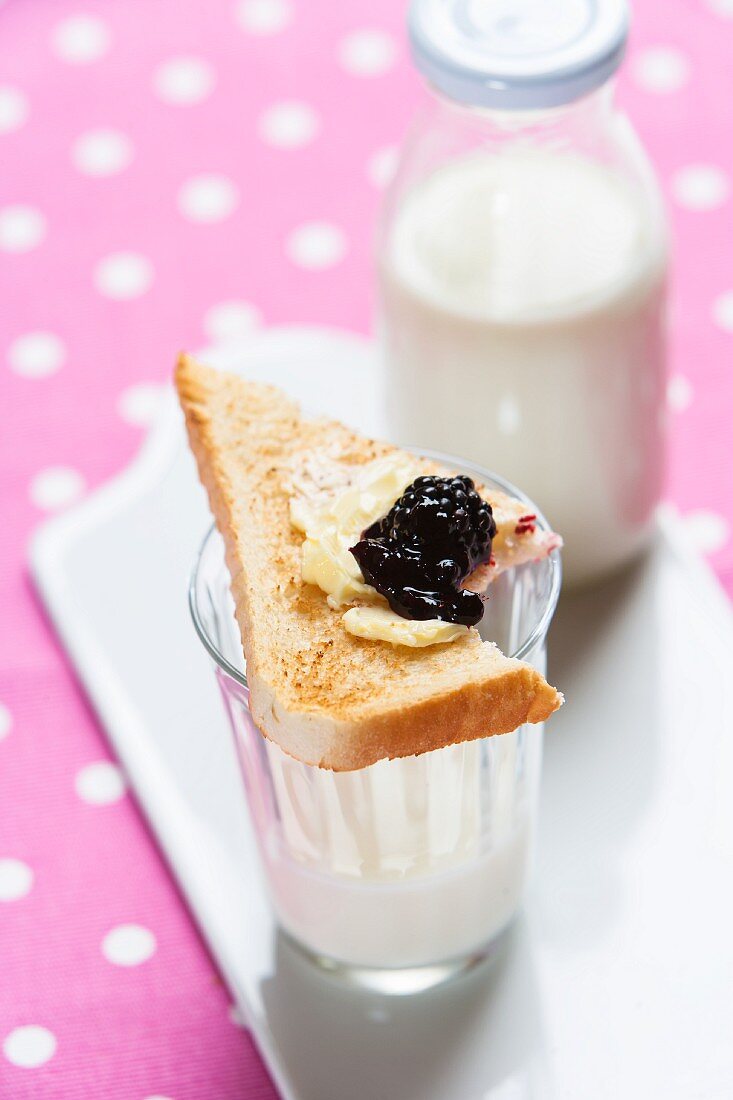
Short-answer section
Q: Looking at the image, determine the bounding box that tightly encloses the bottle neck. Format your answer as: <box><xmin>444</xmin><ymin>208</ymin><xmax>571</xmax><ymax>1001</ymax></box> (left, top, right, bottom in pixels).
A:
<box><xmin>423</xmin><ymin>81</ymin><xmax>616</xmax><ymax>151</ymax></box>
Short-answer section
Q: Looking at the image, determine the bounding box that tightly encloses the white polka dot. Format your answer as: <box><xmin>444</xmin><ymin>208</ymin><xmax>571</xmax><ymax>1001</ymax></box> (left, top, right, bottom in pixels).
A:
<box><xmin>705</xmin><ymin>0</ymin><xmax>733</xmax><ymax>14</ymax></box>
<box><xmin>667</xmin><ymin>375</ymin><xmax>693</xmax><ymax>412</ymax></box>
<box><xmin>8</xmin><ymin>332</ymin><xmax>66</xmax><ymax>379</ymax></box>
<box><xmin>712</xmin><ymin>291</ymin><xmax>733</xmax><ymax>332</ymax></box>
<box><xmin>117</xmin><ymin>382</ymin><xmax>166</xmax><ymax>426</ymax></box>
<box><xmin>497</xmin><ymin>395</ymin><xmax>521</xmax><ymax>435</ymax></box>
<box><xmin>3</xmin><ymin>1026</ymin><xmax>56</xmax><ymax>1069</ymax></box>
<box><xmin>0</xmin><ymin>702</ymin><xmax>11</xmax><ymax>741</ymax></box>
<box><xmin>286</xmin><ymin>222</ymin><xmax>346</xmax><ymax>270</ymax></box>
<box><xmin>0</xmin><ymin>205</ymin><xmax>46</xmax><ymax>253</ymax></box>
<box><xmin>258</xmin><ymin>101</ymin><xmax>319</xmax><ymax>149</ymax></box>
<box><xmin>0</xmin><ymin>859</ymin><xmax>33</xmax><ymax>902</ymax></box>
<box><xmin>94</xmin><ymin>252</ymin><xmax>153</xmax><ymax>299</ymax></box>
<box><xmin>0</xmin><ymin>86</ymin><xmax>28</xmax><ymax>134</ymax></box>
<box><xmin>682</xmin><ymin>510</ymin><xmax>730</xmax><ymax>555</ymax></box>
<box><xmin>228</xmin><ymin>1003</ymin><xmax>248</xmax><ymax>1027</ymax></box>
<box><xmin>338</xmin><ymin>30</ymin><xmax>397</xmax><ymax>76</ymax></box>
<box><xmin>30</xmin><ymin>467</ymin><xmax>85</xmax><ymax>511</ymax></box>
<box><xmin>154</xmin><ymin>57</ymin><xmax>215</xmax><ymax>105</ymax></box>
<box><xmin>178</xmin><ymin>174</ymin><xmax>238</xmax><ymax>224</ymax></box>
<box><xmin>203</xmin><ymin>300</ymin><xmax>262</xmax><ymax>343</ymax></box>
<box><xmin>52</xmin><ymin>14</ymin><xmax>110</xmax><ymax>63</ymax></box>
<box><xmin>102</xmin><ymin>923</ymin><xmax>157</xmax><ymax>966</ymax></box>
<box><xmin>631</xmin><ymin>47</ymin><xmax>690</xmax><ymax>93</ymax></box>
<box><xmin>671</xmin><ymin>165</ymin><xmax>729</xmax><ymax>211</ymax></box>
<box><xmin>235</xmin><ymin>0</ymin><xmax>292</xmax><ymax>34</ymax></box>
<box><xmin>72</xmin><ymin>128</ymin><xmax>133</xmax><ymax>177</ymax></box>
<box><xmin>75</xmin><ymin>761</ymin><xmax>126</xmax><ymax>805</ymax></box>
<box><xmin>367</xmin><ymin>145</ymin><xmax>398</xmax><ymax>189</ymax></box>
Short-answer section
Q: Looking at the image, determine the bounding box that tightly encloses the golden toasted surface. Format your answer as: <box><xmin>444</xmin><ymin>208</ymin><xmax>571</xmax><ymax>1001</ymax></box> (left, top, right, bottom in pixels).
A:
<box><xmin>176</xmin><ymin>353</ymin><xmax>562</xmax><ymax>769</ymax></box>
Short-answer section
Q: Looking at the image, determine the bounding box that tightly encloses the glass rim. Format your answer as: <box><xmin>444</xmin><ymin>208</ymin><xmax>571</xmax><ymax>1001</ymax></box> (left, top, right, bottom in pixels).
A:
<box><xmin>189</xmin><ymin>449</ymin><xmax>562</xmax><ymax>688</ymax></box>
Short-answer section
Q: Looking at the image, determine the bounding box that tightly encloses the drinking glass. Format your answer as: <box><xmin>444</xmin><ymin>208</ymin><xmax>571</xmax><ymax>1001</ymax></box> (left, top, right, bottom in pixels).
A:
<box><xmin>189</xmin><ymin>454</ymin><xmax>561</xmax><ymax>992</ymax></box>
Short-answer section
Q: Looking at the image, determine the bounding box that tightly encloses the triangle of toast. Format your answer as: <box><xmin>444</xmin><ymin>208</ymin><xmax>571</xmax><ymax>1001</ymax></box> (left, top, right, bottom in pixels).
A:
<box><xmin>176</xmin><ymin>353</ymin><xmax>562</xmax><ymax>770</ymax></box>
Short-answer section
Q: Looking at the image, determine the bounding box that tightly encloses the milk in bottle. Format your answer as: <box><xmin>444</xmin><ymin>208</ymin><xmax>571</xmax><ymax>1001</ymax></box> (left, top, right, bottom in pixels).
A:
<box><xmin>380</xmin><ymin>0</ymin><xmax>668</xmax><ymax>585</ymax></box>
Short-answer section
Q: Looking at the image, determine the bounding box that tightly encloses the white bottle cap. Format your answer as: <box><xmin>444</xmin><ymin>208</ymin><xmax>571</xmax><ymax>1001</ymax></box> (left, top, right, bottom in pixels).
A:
<box><xmin>409</xmin><ymin>0</ymin><xmax>629</xmax><ymax>110</ymax></box>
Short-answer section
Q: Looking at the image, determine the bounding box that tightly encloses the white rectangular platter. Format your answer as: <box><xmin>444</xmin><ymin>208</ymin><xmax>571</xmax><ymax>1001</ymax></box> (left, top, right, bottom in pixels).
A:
<box><xmin>31</xmin><ymin>327</ymin><xmax>733</xmax><ymax>1100</ymax></box>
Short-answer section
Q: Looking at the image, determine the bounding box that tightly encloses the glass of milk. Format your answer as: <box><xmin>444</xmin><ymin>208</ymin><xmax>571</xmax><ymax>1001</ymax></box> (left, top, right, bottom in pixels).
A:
<box><xmin>190</xmin><ymin>459</ymin><xmax>561</xmax><ymax>994</ymax></box>
<box><xmin>378</xmin><ymin>0</ymin><xmax>668</xmax><ymax>586</ymax></box>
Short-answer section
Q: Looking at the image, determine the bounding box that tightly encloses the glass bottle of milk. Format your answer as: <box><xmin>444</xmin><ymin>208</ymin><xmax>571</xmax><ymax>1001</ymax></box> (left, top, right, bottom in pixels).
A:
<box><xmin>378</xmin><ymin>0</ymin><xmax>668</xmax><ymax>586</ymax></box>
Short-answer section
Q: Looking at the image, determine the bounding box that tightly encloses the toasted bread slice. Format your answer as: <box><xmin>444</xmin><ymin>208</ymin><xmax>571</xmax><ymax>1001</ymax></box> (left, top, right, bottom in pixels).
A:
<box><xmin>176</xmin><ymin>353</ymin><xmax>562</xmax><ymax>770</ymax></box>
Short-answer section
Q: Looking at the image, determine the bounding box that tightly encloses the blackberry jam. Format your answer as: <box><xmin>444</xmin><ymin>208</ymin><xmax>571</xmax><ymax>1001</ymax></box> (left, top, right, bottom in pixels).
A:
<box><xmin>350</xmin><ymin>475</ymin><xmax>496</xmax><ymax>626</ymax></box>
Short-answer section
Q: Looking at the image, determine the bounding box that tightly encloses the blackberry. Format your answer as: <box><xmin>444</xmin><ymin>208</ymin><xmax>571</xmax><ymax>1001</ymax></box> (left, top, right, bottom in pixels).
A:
<box><xmin>352</xmin><ymin>474</ymin><xmax>497</xmax><ymax>628</ymax></box>
<box><xmin>364</xmin><ymin>475</ymin><xmax>496</xmax><ymax>574</ymax></box>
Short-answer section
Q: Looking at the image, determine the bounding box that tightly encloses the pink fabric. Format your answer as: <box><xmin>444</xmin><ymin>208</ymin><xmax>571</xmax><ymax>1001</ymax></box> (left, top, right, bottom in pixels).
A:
<box><xmin>1</xmin><ymin>0</ymin><xmax>731</xmax><ymax>1096</ymax></box>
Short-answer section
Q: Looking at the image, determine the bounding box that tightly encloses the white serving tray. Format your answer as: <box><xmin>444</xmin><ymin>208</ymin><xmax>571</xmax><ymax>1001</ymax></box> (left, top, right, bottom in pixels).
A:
<box><xmin>31</xmin><ymin>327</ymin><xmax>733</xmax><ymax>1100</ymax></box>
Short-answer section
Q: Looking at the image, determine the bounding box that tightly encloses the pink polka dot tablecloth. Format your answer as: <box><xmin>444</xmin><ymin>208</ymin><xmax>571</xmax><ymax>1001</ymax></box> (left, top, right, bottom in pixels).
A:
<box><xmin>1</xmin><ymin>0</ymin><xmax>732</xmax><ymax>1096</ymax></box>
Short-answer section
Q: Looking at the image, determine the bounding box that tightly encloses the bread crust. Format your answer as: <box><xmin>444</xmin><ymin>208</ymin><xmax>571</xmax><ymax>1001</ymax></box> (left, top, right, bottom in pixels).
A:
<box><xmin>176</xmin><ymin>353</ymin><xmax>562</xmax><ymax>770</ymax></box>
